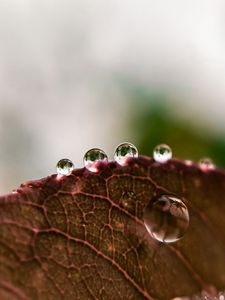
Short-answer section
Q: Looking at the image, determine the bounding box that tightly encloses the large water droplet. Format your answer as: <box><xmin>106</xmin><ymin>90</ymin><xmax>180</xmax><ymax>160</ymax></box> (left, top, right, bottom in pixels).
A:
<box><xmin>153</xmin><ymin>144</ymin><xmax>172</xmax><ymax>163</ymax></box>
<box><xmin>199</xmin><ymin>157</ymin><xmax>215</xmax><ymax>171</ymax></box>
<box><xmin>83</xmin><ymin>148</ymin><xmax>108</xmax><ymax>172</ymax></box>
<box><xmin>56</xmin><ymin>159</ymin><xmax>74</xmax><ymax>176</ymax></box>
<box><xmin>144</xmin><ymin>194</ymin><xmax>189</xmax><ymax>243</ymax></box>
<box><xmin>114</xmin><ymin>142</ymin><xmax>138</xmax><ymax>166</ymax></box>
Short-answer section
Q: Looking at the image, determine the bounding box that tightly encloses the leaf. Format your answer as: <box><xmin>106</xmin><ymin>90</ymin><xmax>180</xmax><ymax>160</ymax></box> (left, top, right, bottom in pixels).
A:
<box><xmin>0</xmin><ymin>156</ymin><xmax>225</xmax><ymax>300</ymax></box>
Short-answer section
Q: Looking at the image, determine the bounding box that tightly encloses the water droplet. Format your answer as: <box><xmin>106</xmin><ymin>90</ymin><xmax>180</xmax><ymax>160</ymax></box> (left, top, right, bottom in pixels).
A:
<box><xmin>219</xmin><ymin>294</ymin><xmax>225</xmax><ymax>300</ymax></box>
<box><xmin>153</xmin><ymin>144</ymin><xmax>172</xmax><ymax>163</ymax></box>
<box><xmin>185</xmin><ymin>160</ymin><xmax>193</xmax><ymax>166</ymax></box>
<box><xmin>56</xmin><ymin>158</ymin><xmax>74</xmax><ymax>176</ymax></box>
<box><xmin>83</xmin><ymin>148</ymin><xmax>108</xmax><ymax>172</ymax></box>
<box><xmin>143</xmin><ymin>194</ymin><xmax>189</xmax><ymax>243</ymax></box>
<box><xmin>199</xmin><ymin>157</ymin><xmax>215</xmax><ymax>171</ymax></box>
<box><xmin>114</xmin><ymin>142</ymin><xmax>138</xmax><ymax>166</ymax></box>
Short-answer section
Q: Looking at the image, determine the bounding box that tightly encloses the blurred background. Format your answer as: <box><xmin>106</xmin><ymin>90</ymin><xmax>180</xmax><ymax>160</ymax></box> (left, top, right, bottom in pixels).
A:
<box><xmin>1</xmin><ymin>0</ymin><xmax>225</xmax><ymax>194</ymax></box>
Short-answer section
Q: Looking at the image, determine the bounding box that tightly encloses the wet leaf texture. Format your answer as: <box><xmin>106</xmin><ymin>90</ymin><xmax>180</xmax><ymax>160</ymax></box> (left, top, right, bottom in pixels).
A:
<box><xmin>0</xmin><ymin>156</ymin><xmax>225</xmax><ymax>300</ymax></box>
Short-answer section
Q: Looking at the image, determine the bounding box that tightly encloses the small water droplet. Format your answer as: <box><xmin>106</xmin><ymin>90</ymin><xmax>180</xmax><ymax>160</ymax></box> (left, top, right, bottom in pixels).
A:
<box><xmin>56</xmin><ymin>158</ymin><xmax>74</xmax><ymax>176</ymax></box>
<box><xmin>143</xmin><ymin>194</ymin><xmax>189</xmax><ymax>243</ymax></box>
<box><xmin>153</xmin><ymin>144</ymin><xmax>172</xmax><ymax>163</ymax></box>
<box><xmin>120</xmin><ymin>191</ymin><xmax>136</xmax><ymax>214</ymax></box>
<box><xmin>114</xmin><ymin>142</ymin><xmax>138</xmax><ymax>166</ymax></box>
<box><xmin>199</xmin><ymin>157</ymin><xmax>215</xmax><ymax>171</ymax></box>
<box><xmin>219</xmin><ymin>294</ymin><xmax>225</xmax><ymax>300</ymax></box>
<box><xmin>83</xmin><ymin>148</ymin><xmax>108</xmax><ymax>172</ymax></box>
<box><xmin>185</xmin><ymin>160</ymin><xmax>193</xmax><ymax>166</ymax></box>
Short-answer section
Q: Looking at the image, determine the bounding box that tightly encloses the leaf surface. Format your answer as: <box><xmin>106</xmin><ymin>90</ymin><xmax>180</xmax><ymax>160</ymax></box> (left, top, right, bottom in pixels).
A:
<box><xmin>0</xmin><ymin>156</ymin><xmax>225</xmax><ymax>300</ymax></box>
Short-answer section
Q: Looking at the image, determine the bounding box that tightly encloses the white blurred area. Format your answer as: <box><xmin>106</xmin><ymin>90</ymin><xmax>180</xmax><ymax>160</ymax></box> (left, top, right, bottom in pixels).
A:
<box><xmin>0</xmin><ymin>0</ymin><xmax>225</xmax><ymax>193</ymax></box>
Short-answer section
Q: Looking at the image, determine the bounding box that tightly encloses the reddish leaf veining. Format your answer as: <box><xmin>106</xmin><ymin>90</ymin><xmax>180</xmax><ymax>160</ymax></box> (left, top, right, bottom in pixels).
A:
<box><xmin>0</xmin><ymin>156</ymin><xmax>225</xmax><ymax>300</ymax></box>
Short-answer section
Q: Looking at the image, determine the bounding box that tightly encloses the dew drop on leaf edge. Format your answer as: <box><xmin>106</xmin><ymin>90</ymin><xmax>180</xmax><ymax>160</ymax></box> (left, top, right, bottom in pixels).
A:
<box><xmin>143</xmin><ymin>194</ymin><xmax>189</xmax><ymax>243</ymax></box>
<box><xmin>153</xmin><ymin>144</ymin><xmax>172</xmax><ymax>163</ymax></box>
<box><xmin>83</xmin><ymin>148</ymin><xmax>108</xmax><ymax>172</ymax></box>
<box><xmin>56</xmin><ymin>158</ymin><xmax>74</xmax><ymax>176</ymax></box>
<box><xmin>114</xmin><ymin>142</ymin><xmax>138</xmax><ymax>166</ymax></box>
<box><xmin>199</xmin><ymin>157</ymin><xmax>215</xmax><ymax>171</ymax></box>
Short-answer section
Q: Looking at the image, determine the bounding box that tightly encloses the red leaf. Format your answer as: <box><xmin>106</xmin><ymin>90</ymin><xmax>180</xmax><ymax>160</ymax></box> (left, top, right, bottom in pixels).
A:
<box><xmin>0</xmin><ymin>156</ymin><xmax>225</xmax><ymax>300</ymax></box>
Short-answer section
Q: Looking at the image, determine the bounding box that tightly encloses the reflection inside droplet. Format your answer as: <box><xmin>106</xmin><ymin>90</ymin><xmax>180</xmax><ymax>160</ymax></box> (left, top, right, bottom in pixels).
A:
<box><xmin>144</xmin><ymin>194</ymin><xmax>189</xmax><ymax>243</ymax></box>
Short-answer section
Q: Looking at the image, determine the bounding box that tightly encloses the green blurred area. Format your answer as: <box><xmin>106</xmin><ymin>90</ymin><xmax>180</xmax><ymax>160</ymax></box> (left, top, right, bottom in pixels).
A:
<box><xmin>128</xmin><ymin>88</ymin><xmax>225</xmax><ymax>168</ymax></box>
